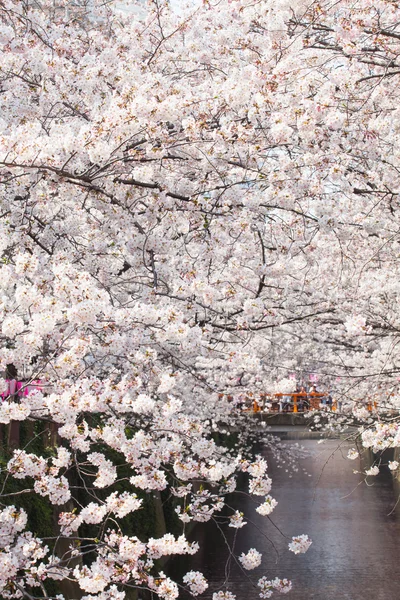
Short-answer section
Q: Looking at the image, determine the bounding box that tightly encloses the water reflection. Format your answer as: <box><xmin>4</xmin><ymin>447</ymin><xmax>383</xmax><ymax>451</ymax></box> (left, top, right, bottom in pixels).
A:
<box><xmin>169</xmin><ymin>439</ymin><xmax>400</xmax><ymax>600</ymax></box>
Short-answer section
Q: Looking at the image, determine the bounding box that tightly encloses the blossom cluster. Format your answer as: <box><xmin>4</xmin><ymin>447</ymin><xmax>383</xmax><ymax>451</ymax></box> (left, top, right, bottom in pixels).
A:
<box><xmin>256</xmin><ymin>496</ymin><xmax>278</xmax><ymax>516</ymax></box>
<box><xmin>288</xmin><ymin>535</ymin><xmax>312</xmax><ymax>554</ymax></box>
<box><xmin>257</xmin><ymin>577</ymin><xmax>292</xmax><ymax>598</ymax></box>
<box><xmin>238</xmin><ymin>548</ymin><xmax>262</xmax><ymax>570</ymax></box>
<box><xmin>183</xmin><ymin>571</ymin><xmax>209</xmax><ymax>596</ymax></box>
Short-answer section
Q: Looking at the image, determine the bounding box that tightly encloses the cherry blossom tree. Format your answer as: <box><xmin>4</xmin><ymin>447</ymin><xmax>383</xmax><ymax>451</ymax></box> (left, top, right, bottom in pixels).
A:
<box><xmin>0</xmin><ymin>0</ymin><xmax>400</xmax><ymax>598</ymax></box>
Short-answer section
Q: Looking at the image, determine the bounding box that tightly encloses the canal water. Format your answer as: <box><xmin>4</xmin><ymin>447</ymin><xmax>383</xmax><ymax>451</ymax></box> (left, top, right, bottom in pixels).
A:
<box><xmin>169</xmin><ymin>437</ymin><xmax>400</xmax><ymax>600</ymax></box>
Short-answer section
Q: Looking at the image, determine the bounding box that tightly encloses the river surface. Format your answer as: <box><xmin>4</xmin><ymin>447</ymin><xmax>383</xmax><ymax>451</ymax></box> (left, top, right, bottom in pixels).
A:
<box><xmin>169</xmin><ymin>437</ymin><xmax>400</xmax><ymax>600</ymax></box>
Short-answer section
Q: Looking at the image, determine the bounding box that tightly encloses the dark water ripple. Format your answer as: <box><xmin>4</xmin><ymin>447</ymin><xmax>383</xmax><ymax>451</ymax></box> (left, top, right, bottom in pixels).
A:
<box><xmin>168</xmin><ymin>439</ymin><xmax>400</xmax><ymax>600</ymax></box>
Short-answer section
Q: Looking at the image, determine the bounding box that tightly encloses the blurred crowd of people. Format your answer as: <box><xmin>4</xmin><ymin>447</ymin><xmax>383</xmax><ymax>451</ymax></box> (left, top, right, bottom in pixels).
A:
<box><xmin>277</xmin><ymin>383</ymin><xmax>334</xmax><ymax>413</ymax></box>
<box><xmin>225</xmin><ymin>381</ymin><xmax>342</xmax><ymax>413</ymax></box>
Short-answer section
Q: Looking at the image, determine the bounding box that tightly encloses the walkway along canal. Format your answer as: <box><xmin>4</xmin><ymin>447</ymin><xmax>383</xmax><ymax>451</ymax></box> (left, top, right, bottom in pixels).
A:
<box><xmin>168</xmin><ymin>432</ymin><xmax>400</xmax><ymax>600</ymax></box>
